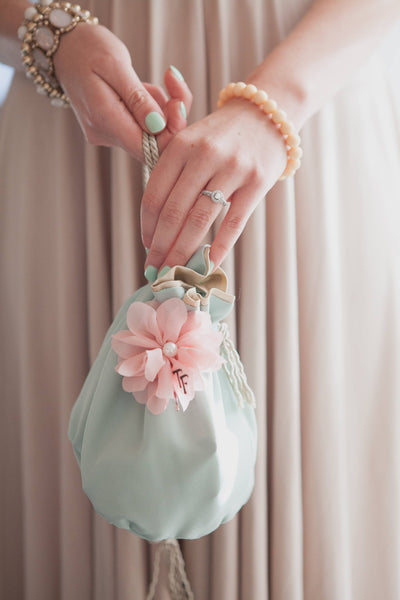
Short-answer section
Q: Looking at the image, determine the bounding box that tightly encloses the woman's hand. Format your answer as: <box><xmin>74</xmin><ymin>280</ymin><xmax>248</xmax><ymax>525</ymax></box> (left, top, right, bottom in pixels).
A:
<box><xmin>53</xmin><ymin>23</ymin><xmax>192</xmax><ymax>161</ymax></box>
<box><xmin>141</xmin><ymin>98</ymin><xmax>287</xmax><ymax>275</ymax></box>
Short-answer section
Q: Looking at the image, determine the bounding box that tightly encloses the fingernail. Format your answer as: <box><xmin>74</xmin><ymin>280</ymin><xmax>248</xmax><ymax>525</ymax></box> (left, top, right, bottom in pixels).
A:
<box><xmin>145</xmin><ymin>247</ymin><xmax>149</xmax><ymax>255</ymax></box>
<box><xmin>179</xmin><ymin>101</ymin><xmax>187</xmax><ymax>119</ymax></box>
<box><xmin>145</xmin><ymin>112</ymin><xmax>166</xmax><ymax>134</ymax></box>
<box><xmin>169</xmin><ymin>65</ymin><xmax>184</xmax><ymax>82</ymax></box>
<box><xmin>208</xmin><ymin>260</ymin><xmax>214</xmax><ymax>274</ymax></box>
<box><xmin>144</xmin><ymin>265</ymin><xmax>158</xmax><ymax>282</ymax></box>
<box><xmin>158</xmin><ymin>266</ymin><xmax>170</xmax><ymax>278</ymax></box>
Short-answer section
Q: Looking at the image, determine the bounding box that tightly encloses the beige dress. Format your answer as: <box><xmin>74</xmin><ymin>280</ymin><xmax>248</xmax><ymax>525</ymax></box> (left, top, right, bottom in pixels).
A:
<box><xmin>1</xmin><ymin>1</ymin><xmax>400</xmax><ymax>598</ymax></box>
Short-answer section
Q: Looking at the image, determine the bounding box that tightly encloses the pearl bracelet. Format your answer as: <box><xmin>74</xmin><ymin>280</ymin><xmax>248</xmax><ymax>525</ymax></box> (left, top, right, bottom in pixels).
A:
<box><xmin>18</xmin><ymin>0</ymin><xmax>98</xmax><ymax>107</ymax></box>
<box><xmin>217</xmin><ymin>82</ymin><xmax>303</xmax><ymax>180</ymax></box>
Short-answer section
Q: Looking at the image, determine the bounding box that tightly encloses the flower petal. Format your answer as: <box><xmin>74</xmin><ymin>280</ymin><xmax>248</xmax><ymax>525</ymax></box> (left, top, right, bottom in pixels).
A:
<box><xmin>134</xmin><ymin>381</ymin><xmax>157</xmax><ymax>405</ymax></box>
<box><xmin>126</xmin><ymin>302</ymin><xmax>162</xmax><ymax>344</ymax></box>
<box><xmin>147</xmin><ymin>395</ymin><xmax>169</xmax><ymax>415</ymax></box>
<box><xmin>112</xmin><ymin>331</ymin><xmax>144</xmax><ymax>358</ymax></box>
<box><xmin>116</xmin><ymin>352</ymin><xmax>146</xmax><ymax>377</ymax></box>
<box><xmin>156</xmin><ymin>362</ymin><xmax>175</xmax><ymax>400</ymax></box>
<box><xmin>156</xmin><ymin>298</ymin><xmax>188</xmax><ymax>343</ymax></box>
<box><xmin>177</xmin><ymin>346</ymin><xmax>224</xmax><ymax>372</ymax></box>
<box><xmin>179</xmin><ymin>310</ymin><xmax>210</xmax><ymax>336</ymax></box>
<box><xmin>144</xmin><ymin>348</ymin><xmax>165</xmax><ymax>382</ymax></box>
<box><xmin>122</xmin><ymin>375</ymin><xmax>148</xmax><ymax>393</ymax></box>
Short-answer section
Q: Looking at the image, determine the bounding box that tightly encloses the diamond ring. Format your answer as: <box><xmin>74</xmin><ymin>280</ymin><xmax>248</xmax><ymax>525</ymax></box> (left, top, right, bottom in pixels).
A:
<box><xmin>201</xmin><ymin>189</ymin><xmax>230</xmax><ymax>207</ymax></box>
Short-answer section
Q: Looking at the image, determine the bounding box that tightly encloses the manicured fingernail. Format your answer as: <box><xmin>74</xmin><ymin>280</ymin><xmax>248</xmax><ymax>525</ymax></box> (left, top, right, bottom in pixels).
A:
<box><xmin>158</xmin><ymin>266</ymin><xmax>170</xmax><ymax>278</ymax></box>
<box><xmin>179</xmin><ymin>101</ymin><xmax>187</xmax><ymax>119</ymax></box>
<box><xmin>208</xmin><ymin>260</ymin><xmax>214</xmax><ymax>274</ymax></box>
<box><xmin>144</xmin><ymin>265</ymin><xmax>158</xmax><ymax>282</ymax></box>
<box><xmin>169</xmin><ymin>65</ymin><xmax>184</xmax><ymax>82</ymax></box>
<box><xmin>145</xmin><ymin>247</ymin><xmax>149</xmax><ymax>255</ymax></box>
<box><xmin>145</xmin><ymin>112</ymin><xmax>166</xmax><ymax>134</ymax></box>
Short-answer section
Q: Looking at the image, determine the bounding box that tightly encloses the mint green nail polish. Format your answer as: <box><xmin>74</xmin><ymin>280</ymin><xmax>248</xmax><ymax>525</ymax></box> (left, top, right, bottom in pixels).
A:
<box><xmin>169</xmin><ymin>65</ymin><xmax>184</xmax><ymax>82</ymax></box>
<box><xmin>144</xmin><ymin>265</ymin><xmax>158</xmax><ymax>282</ymax></box>
<box><xmin>158</xmin><ymin>266</ymin><xmax>170</xmax><ymax>278</ymax></box>
<box><xmin>180</xmin><ymin>101</ymin><xmax>187</xmax><ymax>119</ymax></box>
<box><xmin>145</xmin><ymin>112</ymin><xmax>166</xmax><ymax>134</ymax></box>
<box><xmin>145</xmin><ymin>248</ymin><xmax>149</xmax><ymax>255</ymax></box>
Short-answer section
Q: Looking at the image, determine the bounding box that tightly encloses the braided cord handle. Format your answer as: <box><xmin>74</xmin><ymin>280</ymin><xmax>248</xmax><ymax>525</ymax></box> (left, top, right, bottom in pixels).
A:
<box><xmin>142</xmin><ymin>132</ymin><xmax>160</xmax><ymax>189</ymax></box>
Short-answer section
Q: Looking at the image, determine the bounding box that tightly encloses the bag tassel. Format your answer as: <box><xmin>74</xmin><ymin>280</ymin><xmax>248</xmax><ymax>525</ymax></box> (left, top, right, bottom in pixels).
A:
<box><xmin>146</xmin><ymin>539</ymin><xmax>194</xmax><ymax>600</ymax></box>
<box><xmin>218</xmin><ymin>322</ymin><xmax>256</xmax><ymax>408</ymax></box>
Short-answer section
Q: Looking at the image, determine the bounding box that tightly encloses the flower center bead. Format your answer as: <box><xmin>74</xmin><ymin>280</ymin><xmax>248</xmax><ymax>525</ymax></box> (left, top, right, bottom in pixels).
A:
<box><xmin>162</xmin><ymin>342</ymin><xmax>178</xmax><ymax>357</ymax></box>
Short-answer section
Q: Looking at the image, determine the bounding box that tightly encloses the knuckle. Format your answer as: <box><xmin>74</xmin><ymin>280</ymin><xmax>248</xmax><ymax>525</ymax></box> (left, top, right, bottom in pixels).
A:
<box><xmin>95</xmin><ymin>51</ymin><xmax>115</xmax><ymax>72</ymax></box>
<box><xmin>225</xmin><ymin>214</ymin><xmax>244</xmax><ymax>234</ymax></box>
<box><xmin>162</xmin><ymin>202</ymin><xmax>186</xmax><ymax>227</ymax></box>
<box><xmin>227</xmin><ymin>153</ymin><xmax>240</xmax><ymax>170</ymax></box>
<box><xmin>172</xmin><ymin>130</ymin><xmax>191</xmax><ymax>153</ymax></box>
<box><xmin>125</xmin><ymin>87</ymin><xmax>147</xmax><ymax>111</ymax></box>
<box><xmin>249</xmin><ymin>164</ymin><xmax>265</xmax><ymax>186</ymax></box>
<box><xmin>189</xmin><ymin>207</ymin><xmax>212</xmax><ymax>231</ymax></box>
<box><xmin>198</xmin><ymin>136</ymin><xmax>220</xmax><ymax>156</ymax></box>
<box><xmin>143</xmin><ymin>191</ymin><xmax>161</xmax><ymax>217</ymax></box>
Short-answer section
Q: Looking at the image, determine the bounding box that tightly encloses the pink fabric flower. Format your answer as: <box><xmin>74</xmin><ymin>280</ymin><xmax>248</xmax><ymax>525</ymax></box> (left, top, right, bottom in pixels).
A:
<box><xmin>111</xmin><ymin>297</ymin><xmax>224</xmax><ymax>414</ymax></box>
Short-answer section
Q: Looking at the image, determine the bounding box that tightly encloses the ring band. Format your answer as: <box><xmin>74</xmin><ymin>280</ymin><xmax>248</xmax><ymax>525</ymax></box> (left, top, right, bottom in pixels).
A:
<box><xmin>201</xmin><ymin>190</ymin><xmax>230</xmax><ymax>207</ymax></box>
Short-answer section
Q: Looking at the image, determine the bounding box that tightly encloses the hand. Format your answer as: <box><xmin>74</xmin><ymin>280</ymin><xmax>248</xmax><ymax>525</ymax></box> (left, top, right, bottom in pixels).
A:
<box><xmin>53</xmin><ymin>23</ymin><xmax>192</xmax><ymax>161</ymax></box>
<box><xmin>141</xmin><ymin>98</ymin><xmax>288</xmax><ymax>275</ymax></box>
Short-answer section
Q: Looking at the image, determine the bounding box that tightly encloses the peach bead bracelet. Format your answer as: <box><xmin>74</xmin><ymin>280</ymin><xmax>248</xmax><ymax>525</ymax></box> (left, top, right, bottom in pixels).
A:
<box><xmin>217</xmin><ymin>82</ymin><xmax>303</xmax><ymax>180</ymax></box>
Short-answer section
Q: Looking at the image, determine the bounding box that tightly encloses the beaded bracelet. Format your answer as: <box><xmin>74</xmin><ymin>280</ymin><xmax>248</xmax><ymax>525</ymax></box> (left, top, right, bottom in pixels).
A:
<box><xmin>217</xmin><ymin>82</ymin><xmax>303</xmax><ymax>180</ymax></box>
<box><xmin>18</xmin><ymin>0</ymin><xmax>98</xmax><ymax>107</ymax></box>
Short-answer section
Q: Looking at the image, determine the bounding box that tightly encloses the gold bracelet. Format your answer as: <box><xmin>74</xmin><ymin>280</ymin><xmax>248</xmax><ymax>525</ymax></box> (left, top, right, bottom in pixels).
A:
<box><xmin>217</xmin><ymin>82</ymin><xmax>303</xmax><ymax>180</ymax></box>
<box><xmin>18</xmin><ymin>0</ymin><xmax>99</xmax><ymax>107</ymax></box>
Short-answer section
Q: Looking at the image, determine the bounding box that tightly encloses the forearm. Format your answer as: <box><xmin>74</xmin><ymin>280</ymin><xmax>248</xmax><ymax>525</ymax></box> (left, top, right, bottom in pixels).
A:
<box><xmin>0</xmin><ymin>0</ymin><xmax>30</xmax><ymax>68</ymax></box>
<box><xmin>247</xmin><ymin>0</ymin><xmax>400</xmax><ymax>131</ymax></box>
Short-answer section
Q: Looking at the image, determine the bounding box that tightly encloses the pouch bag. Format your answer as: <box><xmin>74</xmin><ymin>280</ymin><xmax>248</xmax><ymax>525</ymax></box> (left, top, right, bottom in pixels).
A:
<box><xmin>68</xmin><ymin>245</ymin><xmax>257</xmax><ymax>541</ymax></box>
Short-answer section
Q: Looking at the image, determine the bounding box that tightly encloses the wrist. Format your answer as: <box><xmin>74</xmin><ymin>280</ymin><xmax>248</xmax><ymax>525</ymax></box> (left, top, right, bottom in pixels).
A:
<box><xmin>245</xmin><ymin>49</ymin><xmax>311</xmax><ymax>132</ymax></box>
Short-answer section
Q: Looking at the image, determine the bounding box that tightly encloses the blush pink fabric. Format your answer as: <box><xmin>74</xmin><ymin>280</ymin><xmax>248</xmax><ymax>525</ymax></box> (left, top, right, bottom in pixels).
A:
<box><xmin>112</xmin><ymin>298</ymin><xmax>224</xmax><ymax>413</ymax></box>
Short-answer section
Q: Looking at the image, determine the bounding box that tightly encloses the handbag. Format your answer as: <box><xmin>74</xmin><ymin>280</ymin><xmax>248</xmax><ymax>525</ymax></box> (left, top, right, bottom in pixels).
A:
<box><xmin>68</xmin><ymin>135</ymin><xmax>257</xmax><ymax>542</ymax></box>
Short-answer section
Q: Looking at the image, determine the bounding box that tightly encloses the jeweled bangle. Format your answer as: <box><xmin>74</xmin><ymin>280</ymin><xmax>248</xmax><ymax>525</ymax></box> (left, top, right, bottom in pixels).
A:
<box><xmin>18</xmin><ymin>0</ymin><xmax>99</xmax><ymax>107</ymax></box>
<box><xmin>217</xmin><ymin>82</ymin><xmax>303</xmax><ymax>180</ymax></box>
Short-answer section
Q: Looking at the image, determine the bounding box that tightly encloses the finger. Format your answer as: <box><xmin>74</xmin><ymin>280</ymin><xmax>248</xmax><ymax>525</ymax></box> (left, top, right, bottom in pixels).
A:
<box><xmin>162</xmin><ymin>99</ymin><xmax>187</xmax><ymax>137</ymax></box>
<box><xmin>93</xmin><ymin>59</ymin><xmax>167</xmax><ymax>135</ymax></box>
<box><xmin>159</xmin><ymin>183</ymin><xmax>235</xmax><ymax>272</ymax></box>
<box><xmin>82</xmin><ymin>74</ymin><xmax>146</xmax><ymax>159</ymax></box>
<box><xmin>144</xmin><ymin>162</ymin><xmax>210</xmax><ymax>271</ymax></box>
<box><xmin>164</xmin><ymin>66</ymin><xmax>193</xmax><ymax>115</ymax></box>
<box><xmin>141</xmin><ymin>137</ymin><xmax>189</xmax><ymax>249</ymax></box>
<box><xmin>209</xmin><ymin>185</ymin><xmax>261</xmax><ymax>269</ymax></box>
<box><xmin>143</xmin><ymin>83</ymin><xmax>169</xmax><ymax>108</ymax></box>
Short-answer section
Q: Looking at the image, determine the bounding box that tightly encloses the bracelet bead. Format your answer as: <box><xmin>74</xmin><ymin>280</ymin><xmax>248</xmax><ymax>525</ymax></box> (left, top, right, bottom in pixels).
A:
<box><xmin>252</xmin><ymin>90</ymin><xmax>268</xmax><ymax>105</ymax></box>
<box><xmin>217</xmin><ymin>81</ymin><xmax>303</xmax><ymax>180</ymax></box>
<box><xmin>243</xmin><ymin>83</ymin><xmax>257</xmax><ymax>99</ymax></box>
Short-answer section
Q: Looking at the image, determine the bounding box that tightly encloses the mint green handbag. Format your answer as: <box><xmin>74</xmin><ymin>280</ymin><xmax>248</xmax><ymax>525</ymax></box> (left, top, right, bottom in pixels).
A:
<box><xmin>68</xmin><ymin>244</ymin><xmax>257</xmax><ymax>541</ymax></box>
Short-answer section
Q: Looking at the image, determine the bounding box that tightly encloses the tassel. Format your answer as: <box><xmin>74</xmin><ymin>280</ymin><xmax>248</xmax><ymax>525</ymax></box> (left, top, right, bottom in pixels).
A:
<box><xmin>146</xmin><ymin>539</ymin><xmax>194</xmax><ymax>600</ymax></box>
<box><xmin>219</xmin><ymin>322</ymin><xmax>256</xmax><ymax>408</ymax></box>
